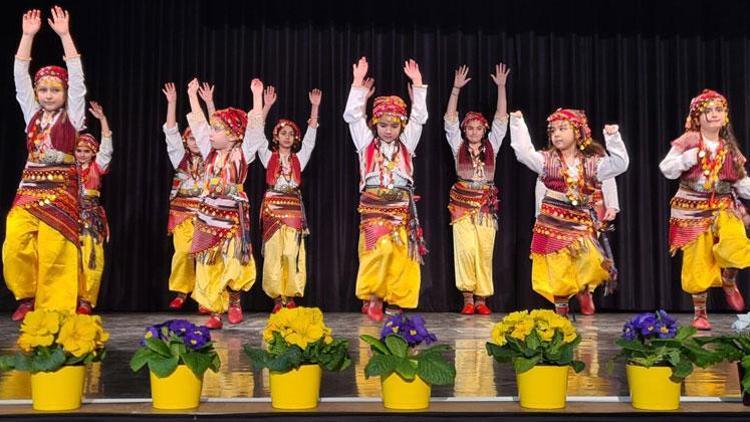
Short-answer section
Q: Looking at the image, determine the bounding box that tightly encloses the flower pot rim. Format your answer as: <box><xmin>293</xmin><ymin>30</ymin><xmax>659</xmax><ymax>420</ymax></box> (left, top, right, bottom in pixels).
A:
<box><xmin>269</xmin><ymin>363</ymin><xmax>321</xmax><ymax>375</ymax></box>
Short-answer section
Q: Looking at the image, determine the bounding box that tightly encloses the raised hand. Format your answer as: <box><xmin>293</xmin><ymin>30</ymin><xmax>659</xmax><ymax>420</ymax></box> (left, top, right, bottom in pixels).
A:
<box><xmin>309</xmin><ymin>88</ymin><xmax>322</xmax><ymax>106</ymax></box>
<box><xmin>263</xmin><ymin>86</ymin><xmax>277</xmax><ymax>107</ymax></box>
<box><xmin>352</xmin><ymin>56</ymin><xmax>368</xmax><ymax>86</ymax></box>
<box><xmin>187</xmin><ymin>78</ymin><xmax>199</xmax><ymax>97</ymax></box>
<box><xmin>88</xmin><ymin>101</ymin><xmax>106</xmax><ymax>121</ymax></box>
<box><xmin>22</xmin><ymin>9</ymin><xmax>42</xmax><ymax>36</ymax></box>
<box><xmin>490</xmin><ymin>63</ymin><xmax>510</xmax><ymax>87</ymax></box>
<box><xmin>403</xmin><ymin>59</ymin><xmax>422</xmax><ymax>86</ymax></box>
<box><xmin>453</xmin><ymin>65</ymin><xmax>471</xmax><ymax>89</ymax></box>
<box><xmin>162</xmin><ymin>82</ymin><xmax>177</xmax><ymax>104</ymax></box>
<box><xmin>250</xmin><ymin>78</ymin><xmax>264</xmax><ymax>96</ymax></box>
<box><xmin>198</xmin><ymin>82</ymin><xmax>215</xmax><ymax>104</ymax></box>
<box><xmin>363</xmin><ymin>77</ymin><xmax>376</xmax><ymax>99</ymax></box>
<box><xmin>603</xmin><ymin>124</ymin><xmax>619</xmax><ymax>135</ymax></box>
<box><xmin>47</xmin><ymin>6</ymin><xmax>70</xmax><ymax>37</ymax></box>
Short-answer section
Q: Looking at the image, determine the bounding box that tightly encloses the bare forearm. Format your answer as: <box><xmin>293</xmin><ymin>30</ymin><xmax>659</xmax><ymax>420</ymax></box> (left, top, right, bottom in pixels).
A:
<box><xmin>496</xmin><ymin>85</ymin><xmax>507</xmax><ymax>118</ymax></box>
<box><xmin>16</xmin><ymin>34</ymin><xmax>34</xmax><ymax>59</ymax></box>
<box><xmin>445</xmin><ymin>86</ymin><xmax>460</xmax><ymax>120</ymax></box>
<box><xmin>309</xmin><ymin>103</ymin><xmax>319</xmax><ymax>127</ymax></box>
<box><xmin>59</xmin><ymin>33</ymin><xmax>79</xmax><ymax>58</ymax></box>
<box><xmin>99</xmin><ymin>117</ymin><xmax>112</xmax><ymax>137</ymax></box>
<box><xmin>166</xmin><ymin>102</ymin><xmax>177</xmax><ymax>129</ymax></box>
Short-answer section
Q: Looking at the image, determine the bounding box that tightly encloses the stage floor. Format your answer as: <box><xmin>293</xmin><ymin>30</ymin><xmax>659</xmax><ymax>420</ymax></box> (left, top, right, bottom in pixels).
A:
<box><xmin>0</xmin><ymin>312</ymin><xmax>744</xmax><ymax>402</ymax></box>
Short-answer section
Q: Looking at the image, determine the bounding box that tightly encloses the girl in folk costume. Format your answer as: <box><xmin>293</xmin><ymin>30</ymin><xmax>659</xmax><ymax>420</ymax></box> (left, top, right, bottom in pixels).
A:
<box><xmin>343</xmin><ymin>57</ymin><xmax>429</xmax><ymax>322</ymax></box>
<box><xmin>75</xmin><ymin>101</ymin><xmax>114</xmax><ymax>314</ymax></box>
<box><xmin>246</xmin><ymin>85</ymin><xmax>321</xmax><ymax>312</ymax></box>
<box><xmin>509</xmin><ymin>109</ymin><xmax>629</xmax><ymax>316</ymax></box>
<box><xmin>187</xmin><ymin>78</ymin><xmax>261</xmax><ymax>329</ymax></box>
<box><xmin>534</xmin><ymin>177</ymin><xmax>620</xmax><ymax>315</ymax></box>
<box><xmin>659</xmin><ymin>89</ymin><xmax>750</xmax><ymax>330</ymax></box>
<box><xmin>444</xmin><ymin>64</ymin><xmax>509</xmax><ymax>316</ymax></box>
<box><xmin>161</xmin><ymin>82</ymin><xmax>208</xmax><ymax>310</ymax></box>
<box><xmin>3</xmin><ymin>8</ymin><xmax>88</xmax><ymax>320</ymax></box>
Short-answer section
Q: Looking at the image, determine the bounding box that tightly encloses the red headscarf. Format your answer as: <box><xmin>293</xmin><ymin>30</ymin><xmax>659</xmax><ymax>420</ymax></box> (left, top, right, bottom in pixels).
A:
<box><xmin>686</xmin><ymin>89</ymin><xmax>729</xmax><ymax>131</ymax></box>
<box><xmin>34</xmin><ymin>66</ymin><xmax>69</xmax><ymax>90</ymax></box>
<box><xmin>77</xmin><ymin>133</ymin><xmax>99</xmax><ymax>153</ymax></box>
<box><xmin>272</xmin><ymin>118</ymin><xmax>301</xmax><ymax>142</ymax></box>
<box><xmin>460</xmin><ymin>111</ymin><xmax>489</xmax><ymax>130</ymax></box>
<box><xmin>547</xmin><ymin>108</ymin><xmax>593</xmax><ymax>150</ymax></box>
<box><xmin>210</xmin><ymin>107</ymin><xmax>248</xmax><ymax>140</ymax></box>
<box><xmin>371</xmin><ymin>95</ymin><xmax>408</xmax><ymax>127</ymax></box>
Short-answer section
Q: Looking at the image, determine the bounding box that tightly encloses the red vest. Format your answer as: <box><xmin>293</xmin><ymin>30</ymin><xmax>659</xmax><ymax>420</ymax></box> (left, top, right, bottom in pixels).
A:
<box><xmin>456</xmin><ymin>139</ymin><xmax>495</xmax><ymax>181</ymax></box>
<box><xmin>26</xmin><ymin>109</ymin><xmax>77</xmax><ymax>154</ymax></box>
<box><xmin>266</xmin><ymin>152</ymin><xmax>302</xmax><ymax>186</ymax></box>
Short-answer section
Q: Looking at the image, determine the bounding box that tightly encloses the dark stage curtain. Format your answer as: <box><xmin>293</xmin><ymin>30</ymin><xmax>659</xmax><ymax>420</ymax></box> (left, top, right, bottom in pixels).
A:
<box><xmin>1</xmin><ymin>0</ymin><xmax>750</xmax><ymax>313</ymax></box>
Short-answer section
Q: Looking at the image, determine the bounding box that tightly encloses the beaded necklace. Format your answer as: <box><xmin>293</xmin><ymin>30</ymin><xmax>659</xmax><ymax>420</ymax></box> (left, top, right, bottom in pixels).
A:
<box><xmin>557</xmin><ymin>150</ymin><xmax>586</xmax><ymax>206</ymax></box>
<box><xmin>698</xmin><ymin>138</ymin><xmax>727</xmax><ymax>190</ymax></box>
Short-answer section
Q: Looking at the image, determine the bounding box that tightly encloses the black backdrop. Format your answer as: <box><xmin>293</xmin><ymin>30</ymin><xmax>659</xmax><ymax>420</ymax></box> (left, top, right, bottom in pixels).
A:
<box><xmin>1</xmin><ymin>0</ymin><xmax>750</xmax><ymax>313</ymax></box>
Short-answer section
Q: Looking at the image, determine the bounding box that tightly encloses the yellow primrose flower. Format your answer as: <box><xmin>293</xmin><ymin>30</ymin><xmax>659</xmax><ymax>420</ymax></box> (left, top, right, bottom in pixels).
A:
<box><xmin>490</xmin><ymin>323</ymin><xmax>508</xmax><ymax>346</ymax></box>
<box><xmin>56</xmin><ymin>314</ymin><xmax>109</xmax><ymax>358</ymax></box>
<box><xmin>538</xmin><ymin>327</ymin><xmax>555</xmax><ymax>342</ymax></box>
<box><xmin>510</xmin><ymin>318</ymin><xmax>535</xmax><ymax>341</ymax></box>
<box><xmin>20</xmin><ymin>309</ymin><xmax>61</xmax><ymax>338</ymax></box>
<box><xmin>263</xmin><ymin>307</ymin><xmax>333</xmax><ymax>350</ymax></box>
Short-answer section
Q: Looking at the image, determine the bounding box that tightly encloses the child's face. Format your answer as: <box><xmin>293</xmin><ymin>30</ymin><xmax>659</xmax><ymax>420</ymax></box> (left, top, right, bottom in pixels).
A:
<box><xmin>209</xmin><ymin>123</ymin><xmax>237</xmax><ymax>150</ymax></box>
<box><xmin>464</xmin><ymin>120</ymin><xmax>487</xmax><ymax>144</ymax></box>
<box><xmin>376</xmin><ymin>114</ymin><xmax>402</xmax><ymax>143</ymax></box>
<box><xmin>75</xmin><ymin>144</ymin><xmax>95</xmax><ymax>164</ymax></box>
<box><xmin>35</xmin><ymin>77</ymin><xmax>66</xmax><ymax>112</ymax></box>
<box><xmin>547</xmin><ymin>120</ymin><xmax>576</xmax><ymax>151</ymax></box>
<box><xmin>185</xmin><ymin>134</ymin><xmax>200</xmax><ymax>154</ymax></box>
<box><xmin>698</xmin><ymin>102</ymin><xmax>727</xmax><ymax>132</ymax></box>
<box><xmin>275</xmin><ymin>126</ymin><xmax>296</xmax><ymax>150</ymax></box>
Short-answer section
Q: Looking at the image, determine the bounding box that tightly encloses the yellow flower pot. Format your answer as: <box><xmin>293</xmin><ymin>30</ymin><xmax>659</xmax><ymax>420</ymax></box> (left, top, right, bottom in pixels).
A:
<box><xmin>626</xmin><ymin>364</ymin><xmax>681</xmax><ymax>410</ymax></box>
<box><xmin>30</xmin><ymin>365</ymin><xmax>85</xmax><ymax>411</ymax></box>
<box><xmin>269</xmin><ymin>364</ymin><xmax>322</xmax><ymax>409</ymax></box>
<box><xmin>150</xmin><ymin>365</ymin><xmax>204</xmax><ymax>410</ymax></box>
<box><xmin>516</xmin><ymin>365</ymin><xmax>568</xmax><ymax>409</ymax></box>
<box><xmin>381</xmin><ymin>372</ymin><xmax>431</xmax><ymax>410</ymax></box>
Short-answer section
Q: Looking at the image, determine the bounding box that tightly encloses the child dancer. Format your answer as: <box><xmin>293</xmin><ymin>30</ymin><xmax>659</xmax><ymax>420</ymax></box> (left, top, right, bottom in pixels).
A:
<box><xmin>3</xmin><ymin>7</ymin><xmax>88</xmax><ymax>319</ymax></box>
<box><xmin>343</xmin><ymin>57</ymin><xmax>429</xmax><ymax>321</ymax></box>
<box><xmin>247</xmin><ymin>85</ymin><xmax>321</xmax><ymax>312</ymax></box>
<box><xmin>444</xmin><ymin>64</ymin><xmax>509</xmax><ymax>315</ymax></box>
<box><xmin>510</xmin><ymin>109</ymin><xmax>629</xmax><ymax>316</ymax></box>
<box><xmin>187</xmin><ymin>78</ymin><xmax>260</xmax><ymax>329</ymax></box>
<box><xmin>75</xmin><ymin>101</ymin><xmax>113</xmax><ymax>314</ymax></box>
<box><xmin>659</xmin><ymin>89</ymin><xmax>750</xmax><ymax>330</ymax></box>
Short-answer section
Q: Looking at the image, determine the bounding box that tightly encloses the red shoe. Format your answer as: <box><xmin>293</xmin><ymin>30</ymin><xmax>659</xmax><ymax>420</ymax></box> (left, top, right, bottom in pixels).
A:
<box><xmin>577</xmin><ymin>290</ymin><xmax>595</xmax><ymax>316</ymax></box>
<box><xmin>272</xmin><ymin>302</ymin><xmax>283</xmax><ymax>314</ymax></box>
<box><xmin>361</xmin><ymin>301</ymin><xmax>370</xmax><ymax>314</ymax></box>
<box><xmin>475</xmin><ymin>303</ymin><xmax>492</xmax><ymax>315</ymax></box>
<box><xmin>205</xmin><ymin>314</ymin><xmax>223</xmax><ymax>330</ymax></box>
<box><xmin>723</xmin><ymin>284</ymin><xmax>746</xmax><ymax>312</ymax></box>
<box><xmin>76</xmin><ymin>299</ymin><xmax>93</xmax><ymax>315</ymax></box>
<box><xmin>367</xmin><ymin>300</ymin><xmax>383</xmax><ymax>322</ymax></box>
<box><xmin>460</xmin><ymin>303</ymin><xmax>475</xmax><ymax>315</ymax></box>
<box><xmin>11</xmin><ymin>300</ymin><xmax>34</xmax><ymax>322</ymax></box>
<box><xmin>692</xmin><ymin>315</ymin><xmax>712</xmax><ymax>331</ymax></box>
<box><xmin>169</xmin><ymin>295</ymin><xmax>186</xmax><ymax>310</ymax></box>
<box><xmin>228</xmin><ymin>304</ymin><xmax>243</xmax><ymax>324</ymax></box>
<box><xmin>198</xmin><ymin>305</ymin><xmax>211</xmax><ymax>315</ymax></box>
<box><xmin>286</xmin><ymin>299</ymin><xmax>297</xmax><ymax>309</ymax></box>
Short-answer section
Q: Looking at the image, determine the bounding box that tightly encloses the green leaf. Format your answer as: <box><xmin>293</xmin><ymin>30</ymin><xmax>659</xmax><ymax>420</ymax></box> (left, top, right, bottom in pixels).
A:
<box><xmin>525</xmin><ymin>331</ymin><xmax>541</xmax><ymax>352</ymax></box>
<box><xmin>417</xmin><ymin>354</ymin><xmax>456</xmax><ymax>385</ymax></box>
<box><xmin>671</xmin><ymin>359</ymin><xmax>693</xmax><ymax>381</ymax></box>
<box><xmin>364</xmin><ymin>354</ymin><xmax>400</xmax><ymax>378</ymax></box>
<box><xmin>182</xmin><ymin>350</ymin><xmax>212</xmax><ymax>377</ymax></box>
<box><xmin>266</xmin><ymin>346</ymin><xmax>303</xmax><ymax>372</ymax></box>
<box><xmin>360</xmin><ymin>335</ymin><xmax>390</xmax><ymax>355</ymax></box>
<box><xmin>513</xmin><ymin>355</ymin><xmax>540</xmax><ymax>374</ymax></box>
<box><xmin>31</xmin><ymin>347</ymin><xmax>66</xmax><ymax>372</ymax></box>
<box><xmin>243</xmin><ymin>345</ymin><xmax>272</xmax><ymax>369</ymax></box>
<box><xmin>486</xmin><ymin>342</ymin><xmax>513</xmax><ymax>362</ymax></box>
<box><xmin>570</xmin><ymin>360</ymin><xmax>586</xmax><ymax>373</ymax></box>
<box><xmin>384</xmin><ymin>335</ymin><xmax>408</xmax><ymax>358</ymax></box>
<box><xmin>148</xmin><ymin>355</ymin><xmax>179</xmax><ymax>378</ymax></box>
<box><xmin>145</xmin><ymin>338</ymin><xmax>172</xmax><ymax>358</ymax></box>
<box><xmin>394</xmin><ymin>358</ymin><xmax>417</xmax><ymax>380</ymax></box>
<box><xmin>0</xmin><ymin>355</ymin><xmax>15</xmax><ymax>372</ymax></box>
<box><xmin>129</xmin><ymin>348</ymin><xmax>153</xmax><ymax>373</ymax></box>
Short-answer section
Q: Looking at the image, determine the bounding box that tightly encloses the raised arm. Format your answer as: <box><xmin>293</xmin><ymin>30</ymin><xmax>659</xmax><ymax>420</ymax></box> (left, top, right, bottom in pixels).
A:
<box><xmin>596</xmin><ymin>125</ymin><xmax>630</xmax><ymax>181</ymax></box>
<box><xmin>15</xmin><ymin>10</ymin><xmax>42</xmax><ymax>124</ymax></box>
<box><xmin>343</xmin><ymin>56</ymin><xmax>374</xmax><ymax>151</ymax></box>
<box><xmin>262</xmin><ymin>85</ymin><xmax>277</xmax><ymax>121</ymax></box>
<box><xmin>242</xmin><ymin>78</ymin><xmax>265</xmax><ymax>164</ymax></box>
<box><xmin>444</xmin><ymin>65</ymin><xmax>470</xmax><ymax>156</ymax></box>
<box><xmin>48</xmin><ymin>7</ymin><xmax>86</xmax><ymax>129</ymax></box>
<box><xmin>48</xmin><ymin>6</ymin><xmax>79</xmax><ymax>59</ymax></box>
<box><xmin>89</xmin><ymin>101</ymin><xmax>113</xmax><ymax>171</ymax></box>
<box><xmin>198</xmin><ymin>82</ymin><xmax>216</xmax><ymax>117</ymax></box>
<box><xmin>161</xmin><ymin>82</ymin><xmax>185</xmax><ymax>168</ymax></box>
<box><xmin>298</xmin><ymin>89</ymin><xmax>321</xmax><ymax>170</ymax></box>
<box><xmin>401</xmin><ymin>59</ymin><xmax>428</xmax><ymax>154</ymax></box>
<box><xmin>488</xmin><ymin>63</ymin><xmax>510</xmax><ymax>153</ymax></box>
<box><xmin>185</xmin><ymin>78</ymin><xmax>210</xmax><ymax>159</ymax></box>
<box><xmin>509</xmin><ymin>111</ymin><xmax>544</xmax><ymax>174</ymax></box>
